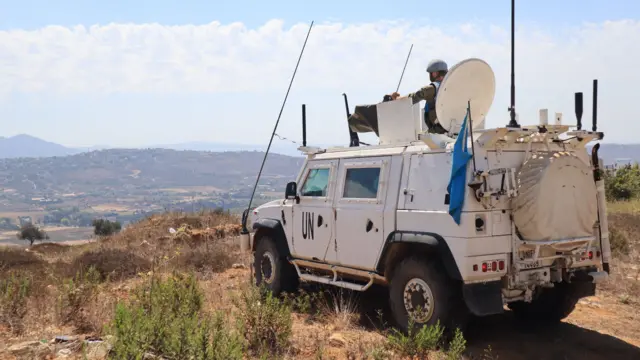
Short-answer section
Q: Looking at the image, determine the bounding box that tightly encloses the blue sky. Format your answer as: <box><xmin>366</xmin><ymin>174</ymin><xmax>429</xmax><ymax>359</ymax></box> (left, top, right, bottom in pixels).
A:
<box><xmin>0</xmin><ymin>0</ymin><xmax>638</xmax><ymax>149</ymax></box>
<box><xmin>1</xmin><ymin>0</ymin><xmax>637</xmax><ymax>30</ymax></box>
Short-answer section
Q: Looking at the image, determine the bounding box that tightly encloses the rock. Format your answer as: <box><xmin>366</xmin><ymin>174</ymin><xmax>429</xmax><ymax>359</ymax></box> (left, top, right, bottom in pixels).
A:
<box><xmin>57</xmin><ymin>348</ymin><xmax>73</xmax><ymax>357</ymax></box>
<box><xmin>329</xmin><ymin>333</ymin><xmax>347</xmax><ymax>348</ymax></box>
<box><xmin>7</xmin><ymin>340</ymin><xmax>53</xmax><ymax>358</ymax></box>
<box><xmin>232</xmin><ymin>263</ymin><xmax>246</xmax><ymax>269</ymax></box>
<box><xmin>84</xmin><ymin>339</ymin><xmax>112</xmax><ymax>359</ymax></box>
<box><xmin>8</xmin><ymin>341</ymin><xmax>42</xmax><ymax>355</ymax></box>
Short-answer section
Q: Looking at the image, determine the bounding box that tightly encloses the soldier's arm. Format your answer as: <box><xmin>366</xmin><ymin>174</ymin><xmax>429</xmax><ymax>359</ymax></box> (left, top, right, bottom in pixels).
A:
<box><xmin>405</xmin><ymin>84</ymin><xmax>436</xmax><ymax>104</ymax></box>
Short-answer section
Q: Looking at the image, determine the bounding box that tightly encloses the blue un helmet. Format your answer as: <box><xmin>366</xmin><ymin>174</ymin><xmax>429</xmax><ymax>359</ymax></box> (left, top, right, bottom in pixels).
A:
<box><xmin>426</xmin><ymin>59</ymin><xmax>448</xmax><ymax>73</ymax></box>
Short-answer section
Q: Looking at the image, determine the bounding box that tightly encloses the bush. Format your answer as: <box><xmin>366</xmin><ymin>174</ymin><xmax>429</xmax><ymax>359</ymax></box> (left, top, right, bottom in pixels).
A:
<box><xmin>609</xmin><ymin>226</ymin><xmax>631</xmax><ymax>256</ymax></box>
<box><xmin>234</xmin><ymin>284</ymin><xmax>293</xmax><ymax>357</ymax></box>
<box><xmin>57</xmin><ymin>266</ymin><xmax>102</xmax><ymax>332</ymax></box>
<box><xmin>387</xmin><ymin>319</ymin><xmax>444</xmax><ymax>358</ymax></box>
<box><xmin>0</xmin><ymin>272</ymin><xmax>32</xmax><ymax>334</ymax></box>
<box><xmin>70</xmin><ymin>248</ymin><xmax>151</xmax><ymax>282</ymax></box>
<box><xmin>605</xmin><ymin>164</ymin><xmax>640</xmax><ymax>201</ymax></box>
<box><xmin>108</xmin><ymin>272</ymin><xmax>243</xmax><ymax>359</ymax></box>
<box><xmin>385</xmin><ymin>317</ymin><xmax>467</xmax><ymax>359</ymax></box>
<box><xmin>171</xmin><ymin>245</ymin><xmax>235</xmax><ymax>274</ymax></box>
<box><xmin>93</xmin><ymin>219</ymin><xmax>122</xmax><ymax>237</ymax></box>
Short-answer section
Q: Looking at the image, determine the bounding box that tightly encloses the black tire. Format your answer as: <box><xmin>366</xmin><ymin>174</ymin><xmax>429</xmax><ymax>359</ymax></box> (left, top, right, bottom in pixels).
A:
<box><xmin>253</xmin><ymin>235</ymin><xmax>299</xmax><ymax>296</ymax></box>
<box><xmin>508</xmin><ymin>282</ymin><xmax>581</xmax><ymax>323</ymax></box>
<box><xmin>389</xmin><ymin>256</ymin><xmax>468</xmax><ymax>335</ymax></box>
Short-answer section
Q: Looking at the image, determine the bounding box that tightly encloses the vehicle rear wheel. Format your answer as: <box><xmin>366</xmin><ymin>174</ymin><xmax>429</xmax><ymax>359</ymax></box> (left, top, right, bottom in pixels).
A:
<box><xmin>253</xmin><ymin>235</ymin><xmax>299</xmax><ymax>296</ymax></box>
<box><xmin>508</xmin><ymin>281</ymin><xmax>588</xmax><ymax>323</ymax></box>
<box><xmin>389</xmin><ymin>256</ymin><xmax>468</xmax><ymax>335</ymax></box>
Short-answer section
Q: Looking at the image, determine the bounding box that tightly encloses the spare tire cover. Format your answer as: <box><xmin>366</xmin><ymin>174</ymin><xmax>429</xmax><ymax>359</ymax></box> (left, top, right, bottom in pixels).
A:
<box><xmin>513</xmin><ymin>151</ymin><xmax>598</xmax><ymax>242</ymax></box>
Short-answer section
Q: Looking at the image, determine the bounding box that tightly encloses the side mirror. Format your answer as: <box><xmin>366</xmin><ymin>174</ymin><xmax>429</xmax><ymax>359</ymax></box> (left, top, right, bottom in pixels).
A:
<box><xmin>285</xmin><ymin>182</ymin><xmax>298</xmax><ymax>202</ymax></box>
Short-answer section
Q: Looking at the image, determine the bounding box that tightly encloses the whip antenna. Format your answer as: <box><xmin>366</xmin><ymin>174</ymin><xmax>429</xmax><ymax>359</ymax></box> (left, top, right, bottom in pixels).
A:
<box><xmin>507</xmin><ymin>0</ymin><xmax>519</xmax><ymax>128</ymax></box>
<box><xmin>241</xmin><ymin>20</ymin><xmax>315</xmax><ymax>233</ymax></box>
<box><xmin>396</xmin><ymin>44</ymin><xmax>414</xmax><ymax>92</ymax></box>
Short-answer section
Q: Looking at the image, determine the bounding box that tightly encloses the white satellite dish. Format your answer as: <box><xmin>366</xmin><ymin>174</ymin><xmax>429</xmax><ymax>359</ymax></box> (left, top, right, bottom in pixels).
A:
<box><xmin>435</xmin><ymin>58</ymin><xmax>496</xmax><ymax>135</ymax></box>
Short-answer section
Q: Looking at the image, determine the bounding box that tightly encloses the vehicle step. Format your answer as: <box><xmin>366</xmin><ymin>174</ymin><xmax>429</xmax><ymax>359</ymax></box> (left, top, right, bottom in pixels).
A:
<box><xmin>290</xmin><ymin>259</ymin><xmax>376</xmax><ymax>291</ymax></box>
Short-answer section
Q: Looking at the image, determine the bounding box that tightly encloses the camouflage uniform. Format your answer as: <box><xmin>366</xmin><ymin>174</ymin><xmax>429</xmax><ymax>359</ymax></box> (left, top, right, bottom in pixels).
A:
<box><xmin>407</xmin><ymin>84</ymin><xmax>447</xmax><ymax>134</ymax></box>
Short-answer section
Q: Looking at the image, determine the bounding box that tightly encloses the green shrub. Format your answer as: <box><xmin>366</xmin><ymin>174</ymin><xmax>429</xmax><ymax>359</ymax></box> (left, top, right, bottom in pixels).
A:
<box><xmin>387</xmin><ymin>319</ymin><xmax>444</xmax><ymax>358</ymax></box>
<box><xmin>609</xmin><ymin>226</ymin><xmax>631</xmax><ymax>256</ymax></box>
<box><xmin>385</xmin><ymin>317</ymin><xmax>467</xmax><ymax>359</ymax></box>
<box><xmin>605</xmin><ymin>164</ymin><xmax>640</xmax><ymax>201</ymax></box>
<box><xmin>446</xmin><ymin>328</ymin><xmax>467</xmax><ymax>360</ymax></box>
<box><xmin>92</xmin><ymin>218</ymin><xmax>122</xmax><ymax>237</ymax></box>
<box><xmin>0</xmin><ymin>272</ymin><xmax>32</xmax><ymax>334</ymax></box>
<box><xmin>108</xmin><ymin>272</ymin><xmax>242</xmax><ymax>360</ymax></box>
<box><xmin>233</xmin><ymin>284</ymin><xmax>293</xmax><ymax>357</ymax></box>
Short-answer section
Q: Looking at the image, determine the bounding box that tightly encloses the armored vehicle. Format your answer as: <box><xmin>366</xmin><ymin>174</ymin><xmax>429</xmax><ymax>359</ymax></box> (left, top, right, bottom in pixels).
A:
<box><xmin>241</xmin><ymin>58</ymin><xmax>611</xmax><ymax>333</ymax></box>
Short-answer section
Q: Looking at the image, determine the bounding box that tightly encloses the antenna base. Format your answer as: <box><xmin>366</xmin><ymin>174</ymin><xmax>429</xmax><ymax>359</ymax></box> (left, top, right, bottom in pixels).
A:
<box><xmin>506</xmin><ymin>107</ymin><xmax>520</xmax><ymax>128</ymax></box>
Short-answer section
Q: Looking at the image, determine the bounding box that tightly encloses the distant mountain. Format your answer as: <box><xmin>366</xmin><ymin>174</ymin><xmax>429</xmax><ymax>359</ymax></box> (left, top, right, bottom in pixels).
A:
<box><xmin>586</xmin><ymin>143</ymin><xmax>640</xmax><ymax>166</ymax></box>
<box><xmin>0</xmin><ymin>148</ymin><xmax>303</xmax><ymax>194</ymax></box>
<box><xmin>152</xmin><ymin>141</ymin><xmax>340</xmax><ymax>157</ymax></box>
<box><xmin>0</xmin><ymin>134</ymin><xmax>81</xmax><ymax>159</ymax></box>
<box><xmin>1</xmin><ymin>133</ymin><xmax>639</xmax><ymax>165</ymax></box>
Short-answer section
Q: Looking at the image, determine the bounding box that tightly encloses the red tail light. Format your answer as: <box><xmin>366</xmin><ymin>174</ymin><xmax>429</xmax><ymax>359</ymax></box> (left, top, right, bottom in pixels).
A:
<box><xmin>491</xmin><ymin>261</ymin><xmax>497</xmax><ymax>271</ymax></box>
<box><xmin>498</xmin><ymin>260</ymin><xmax>505</xmax><ymax>271</ymax></box>
<box><xmin>473</xmin><ymin>264</ymin><xmax>478</xmax><ymax>272</ymax></box>
<box><xmin>588</xmin><ymin>251</ymin><xmax>593</xmax><ymax>260</ymax></box>
<box><xmin>482</xmin><ymin>263</ymin><xmax>488</xmax><ymax>272</ymax></box>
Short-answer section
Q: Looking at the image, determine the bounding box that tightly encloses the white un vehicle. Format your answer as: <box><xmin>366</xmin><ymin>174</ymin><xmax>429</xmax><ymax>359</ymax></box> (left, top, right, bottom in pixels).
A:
<box><xmin>241</xmin><ymin>58</ymin><xmax>612</xmax><ymax>333</ymax></box>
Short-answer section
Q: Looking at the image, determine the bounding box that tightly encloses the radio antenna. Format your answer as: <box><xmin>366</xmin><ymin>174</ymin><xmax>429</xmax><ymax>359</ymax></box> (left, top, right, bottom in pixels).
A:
<box><xmin>507</xmin><ymin>0</ymin><xmax>520</xmax><ymax>128</ymax></box>
<box><xmin>241</xmin><ymin>20</ymin><xmax>314</xmax><ymax>233</ymax></box>
<box><xmin>396</xmin><ymin>44</ymin><xmax>414</xmax><ymax>93</ymax></box>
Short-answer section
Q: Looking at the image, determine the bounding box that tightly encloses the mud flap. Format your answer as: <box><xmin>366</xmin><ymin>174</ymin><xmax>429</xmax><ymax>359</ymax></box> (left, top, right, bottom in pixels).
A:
<box><xmin>462</xmin><ymin>281</ymin><xmax>504</xmax><ymax>316</ymax></box>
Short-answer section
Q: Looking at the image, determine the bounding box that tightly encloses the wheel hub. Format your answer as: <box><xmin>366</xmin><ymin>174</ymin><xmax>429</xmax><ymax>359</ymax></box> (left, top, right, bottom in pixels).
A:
<box><xmin>403</xmin><ymin>278</ymin><xmax>434</xmax><ymax>323</ymax></box>
<box><xmin>260</xmin><ymin>252</ymin><xmax>275</xmax><ymax>284</ymax></box>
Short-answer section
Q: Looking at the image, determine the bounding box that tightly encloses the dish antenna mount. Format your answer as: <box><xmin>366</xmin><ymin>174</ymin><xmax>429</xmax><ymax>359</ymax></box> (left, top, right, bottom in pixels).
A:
<box><xmin>507</xmin><ymin>0</ymin><xmax>520</xmax><ymax>128</ymax></box>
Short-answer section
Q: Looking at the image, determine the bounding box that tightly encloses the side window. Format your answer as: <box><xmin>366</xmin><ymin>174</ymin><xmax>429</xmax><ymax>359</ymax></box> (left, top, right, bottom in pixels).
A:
<box><xmin>300</xmin><ymin>168</ymin><xmax>330</xmax><ymax>197</ymax></box>
<box><xmin>343</xmin><ymin>167</ymin><xmax>381</xmax><ymax>199</ymax></box>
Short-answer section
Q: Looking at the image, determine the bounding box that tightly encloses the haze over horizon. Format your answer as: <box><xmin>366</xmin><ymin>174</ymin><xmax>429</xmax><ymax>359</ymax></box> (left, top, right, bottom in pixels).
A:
<box><xmin>0</xmin><ymin>0</ymin><xmax>639</xmax><ymax>150</ymax></box>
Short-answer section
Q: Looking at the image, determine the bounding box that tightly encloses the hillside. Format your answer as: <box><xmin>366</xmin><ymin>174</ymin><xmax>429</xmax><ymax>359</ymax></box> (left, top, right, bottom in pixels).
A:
<box><xmin>0</xmin><ymin>208</ymin><xmax>638</xmax><ymax>359</ymax></box>
<box><xmin>0</xmin><ymin>148</ymin><xmax>302</xmax><ymax>193</ymax></box>
<box><xmin>0</xmin><ymin>148</ymin><xmax>303</xmax><ymax>230</ymax></box>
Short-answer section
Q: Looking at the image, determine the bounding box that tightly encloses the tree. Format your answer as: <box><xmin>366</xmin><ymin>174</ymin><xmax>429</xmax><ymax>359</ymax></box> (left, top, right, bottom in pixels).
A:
<box><xmin>92</xmin><ymin>218</ymin><xmax>122</xmax><ymax>237</ymax></box>
<box><xmin>16</xmin><ymin>223</ymin><xmax>49</xmax><ymax>246</ymax></box>
<box><xmin>605</xmin><ymin>164</ymin><xmax>640</xmax><ymax>201</ymax></box>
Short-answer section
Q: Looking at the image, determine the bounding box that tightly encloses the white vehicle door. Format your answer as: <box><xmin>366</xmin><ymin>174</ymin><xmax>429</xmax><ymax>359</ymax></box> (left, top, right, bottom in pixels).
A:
<box><xmin>331</xmin><ymin>157</ymin><xmax>389</xmax><ymax>270</ymax></box>
<box><xmin>292</xmin><ymin>160</ymin><xmax>337</xmax><ymax>261</ymax></box>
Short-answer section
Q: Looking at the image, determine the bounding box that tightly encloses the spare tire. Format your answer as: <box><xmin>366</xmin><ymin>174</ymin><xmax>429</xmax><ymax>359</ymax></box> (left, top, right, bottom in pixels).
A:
<box><xmin>513</xmin><ymin>151</ymin><xmax>598</xmax><ymax>241</ymax></box>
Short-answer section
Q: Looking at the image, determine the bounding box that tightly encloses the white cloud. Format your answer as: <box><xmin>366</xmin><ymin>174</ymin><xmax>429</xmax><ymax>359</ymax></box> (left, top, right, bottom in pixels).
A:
<box><xmin>0</xmin><ymin>18</ymin><xmax>639</xmax><ymax>144</ymax></box>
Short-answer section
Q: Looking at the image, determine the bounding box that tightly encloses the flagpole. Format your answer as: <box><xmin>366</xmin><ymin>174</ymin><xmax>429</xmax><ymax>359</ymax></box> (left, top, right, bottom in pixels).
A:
<box><xmin>467</xmin><ymin>100</ymin><xmax>477</xmax><ymax>173</ymax></box>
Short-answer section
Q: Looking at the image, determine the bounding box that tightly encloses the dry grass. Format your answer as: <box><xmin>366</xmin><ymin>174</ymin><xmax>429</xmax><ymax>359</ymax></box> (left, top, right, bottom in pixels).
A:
<box><xmin>1</xmin><ymin>206</ymin><xmax>639</xmax><ymax>359</ymax></box>
<box><xmin>603</xmin><ymin>201</ymin><xmax>640</xmax><ymax>305</ymax></box>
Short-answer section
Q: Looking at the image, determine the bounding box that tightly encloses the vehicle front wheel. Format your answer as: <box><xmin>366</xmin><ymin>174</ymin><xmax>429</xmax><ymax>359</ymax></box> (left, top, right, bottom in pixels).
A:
<box><xmin>253</xmin><ymin>235</ymin><xmax>299</xmax><ymax>296</ymax></box>
<box><xmin>388</xmin><ymin>256</ymin><xmax>468</xmax><ymax>335</ymax></box>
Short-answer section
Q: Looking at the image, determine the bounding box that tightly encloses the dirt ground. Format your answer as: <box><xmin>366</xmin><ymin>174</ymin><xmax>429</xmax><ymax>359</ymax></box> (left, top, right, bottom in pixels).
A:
<box><xmin>1</xmin><ymin>263</ymin><xmax>639</xmax><ymax>360</ymax></box>
<box><xmin>205</xmin><ymin>266</ymin><xmax>640</xmax><ymax>360</ymax></box>
<box><xmin>1</xmin><ymin>208</ymin><xmax>638</xmax><ymax>359</ymax></box>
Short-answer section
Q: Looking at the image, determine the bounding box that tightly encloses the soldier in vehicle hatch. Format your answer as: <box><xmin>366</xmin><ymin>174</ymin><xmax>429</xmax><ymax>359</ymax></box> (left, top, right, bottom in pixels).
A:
<box><xmin>388</xmin><ymin>59</ymin><xmax>449</xmax><ymax>134</ymax></box>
